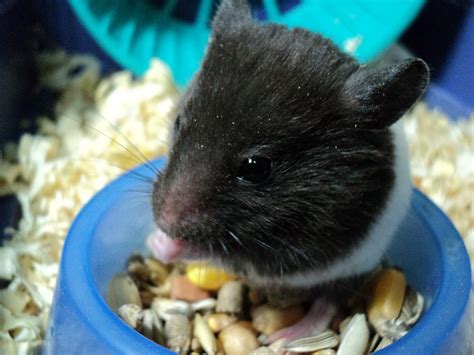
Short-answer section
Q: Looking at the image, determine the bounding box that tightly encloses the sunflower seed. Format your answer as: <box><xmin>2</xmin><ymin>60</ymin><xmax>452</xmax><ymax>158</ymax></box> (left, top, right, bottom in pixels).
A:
<box><xmin>151</xmin><ymin>298</ymin><xmax>191</xmax><ymax>321</ymax></box>
<box><xmin>284</xmin><ymin>330</ymin><xmax>340</xmax><ymax>353</ymax></box>
<box><xmin>338</xmin><ymin>316</ymin><xmax>352</xmax><ymax>334</ymax></box>
<box><xmin>194</xmin><ymin>313</ymin><xmax>218</xmax><ymax>354</ymax></box>
<box><xmin>118</xmin><ymin>304</ymin><xmax>143</xmax><ymax>329</ymax></box>
<box><xmin>374</xmin><ymin>336</ymin><xmax>393</xmax><ymax>351</ymax></box>
<box><xmin>368</xmin><ymin>333</ymin><xmax>382</xmax><ymax>353</ymax></box>
<box><xmin>107</xmin><ymin>273</ymin><xmax>142</xmax><ymax>312</ymax></box>
<box><xmin>250</xmin><ymin>346</ymin><xmax>275</xmax><ymax>354</ymax></box>
<box><xmin>312</xmin><ymin>350</ymin><xmax>336</xmax><ymax>355</ymax></box>
<box><xmin>192</xmin><ymin>298</ymin><xmax>217</xmax><ymax>312</ymax></box>
<box><xmin>336</xmin><ymin>314</ymin><xmax>369</xmax><ymax>355</ymax></box>
<box><xmin>268</xmin><ymin>339</ymin><xmax>285</xmax><ymax>353</ymax></box>
<box><xmin>377</xmin><ymin>318</ymin><xmax>409</xmax><ymax>341</ymax></box>
<box><xmin>142</xmin><ymin>309</ymin><xmax>165</xmax><ymax>345</ymax></box>
<box><xmin>399</xmin><ymin>288</ymin><xmax>424</xmax><ymax>326</ymax></box>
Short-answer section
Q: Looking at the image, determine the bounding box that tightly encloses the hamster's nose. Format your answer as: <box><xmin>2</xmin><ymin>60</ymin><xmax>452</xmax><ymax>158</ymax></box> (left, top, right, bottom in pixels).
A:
<box><xmin>153</xmin><ymin>172</ymin><xmax>205</xmax><ymax>238</ymax></box>
<box><xmin>157</xmin><ymin>194</ymin><xmax>200</xmax><ymax>238</ymax></box>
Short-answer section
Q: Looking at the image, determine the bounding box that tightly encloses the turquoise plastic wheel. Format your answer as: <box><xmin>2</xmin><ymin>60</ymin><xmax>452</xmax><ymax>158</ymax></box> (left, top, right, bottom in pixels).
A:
<box><xmin>68</xmin><ymin>0</ymin><xmax>425</xmax><ymax>86</ymax></box>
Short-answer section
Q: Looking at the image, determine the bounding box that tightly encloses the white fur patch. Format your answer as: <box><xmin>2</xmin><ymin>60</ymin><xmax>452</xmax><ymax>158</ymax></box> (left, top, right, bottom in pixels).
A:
<box><xmin>246</xmin><ymin>122</ymin><xmax>412</xmax><ymax>288</ymax></box>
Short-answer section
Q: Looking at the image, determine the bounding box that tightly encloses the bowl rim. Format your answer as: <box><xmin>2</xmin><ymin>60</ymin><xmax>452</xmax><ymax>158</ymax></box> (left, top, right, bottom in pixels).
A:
<box><xmin>54</xmin><ymin>158</ymin><xmax>472</xmax><ymax>354</ymax></box>
<box><xmin>377</xmin><ymin>189</ymin><xmax>472</xmax><ymax>353</ymax></box>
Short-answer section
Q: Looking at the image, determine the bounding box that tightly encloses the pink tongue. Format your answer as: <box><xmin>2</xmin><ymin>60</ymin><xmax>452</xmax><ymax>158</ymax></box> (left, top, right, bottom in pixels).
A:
<box><xmin>148</xmin><ymin>229</ymin><xmax>187</xmax><ymax>264</ymax></box>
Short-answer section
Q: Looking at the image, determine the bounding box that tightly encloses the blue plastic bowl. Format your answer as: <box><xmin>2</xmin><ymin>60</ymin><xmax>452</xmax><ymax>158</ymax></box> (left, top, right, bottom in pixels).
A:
<box><xmin>44</xmin><ymin>158</ymin><xmax>472</xmax><ymax>354</ymax></box>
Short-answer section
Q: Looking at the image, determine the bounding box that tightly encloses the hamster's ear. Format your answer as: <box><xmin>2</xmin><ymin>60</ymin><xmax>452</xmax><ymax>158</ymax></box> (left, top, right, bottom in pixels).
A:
<box><xmin>212</xmin><ymin>0</ymin><xmax>252</xmax><ymax>35</ymax></box>
<box><xmin>343</xmin><ymin>58</ymin><xmax>429</xmax><ymax>128</ymax></box>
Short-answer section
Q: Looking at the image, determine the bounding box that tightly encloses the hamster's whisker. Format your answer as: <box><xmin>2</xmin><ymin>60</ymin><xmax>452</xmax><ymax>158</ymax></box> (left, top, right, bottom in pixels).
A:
<box><xmin>301</xmin><ymin>229</ymin><xmax>345</xmax><ymax>264</ymax></box>
<box><xmin>92</xmin><ymin>109</ymin><xmax>166</xmax><ymax>174</ymax></box>
<box><xmin>284</xmin><ymin>247</ymin><xmax>304</xmax><ymax>269</ymax></box>
<box><xmin>271</xmin><ymin>221</ymin><xmax>336</xmax><ymax>268</ymax></box>
<box><xmin>279</xmin><ymin>258</ymin><xmax>284</xmax><ymax>277</ymax></box>
<box><xmin>226</xmin><ymin>225</ymin><xmax>276</xmax><ymax>253</ymax></box>
<box><xmin>218</xmin><ymin>239</ymin><xmax>230</xmax><ymax>257</ymax></box>
<box><xmin>61</xmin><ymin>114</ymin><xmax>161</xmax><ymax>177</ymax></box>
<box><xmin>86</xmin><ymin>158</ymin><xmax>155</xmax><ymax>185</ymax></box>
<box><xmin>124</xmin><ymin>188</ymin><xmax>153</xmax><ymax>197</ymax></box>
<box><xmin>122</xmin><ymin>195</ymin><xmax>152</xmax><ymax>210</ymax></box>
<box><xmin>227</xmin><ymin>230</ymin><xmax>245</xmax><ymax>248</ymax></box>
<box><xmin>251</xmin><ymin>237</ymin><xmax>277</xmax><ymax>252</ymax></box>
<box><xmin>83</xmin><ymin>121</ymin><xmax>158</xmax><ymax>175</ymax></box>
<box><xmin>68</xmin><ymin>163</ymin><xmax>153</xmax><ymax>186</ymax></box>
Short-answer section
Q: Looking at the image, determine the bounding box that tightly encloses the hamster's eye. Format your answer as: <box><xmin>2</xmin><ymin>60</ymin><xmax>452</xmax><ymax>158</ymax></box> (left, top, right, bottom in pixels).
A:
<box><xmin>174</xmin><ymin>115</ymin><xmax>181</xmax><ymax>133</ymax></box>
<box><xmin>237</xmin><ymin>156</ymin><xmax>272</xmax><ymax>183</ymax></box>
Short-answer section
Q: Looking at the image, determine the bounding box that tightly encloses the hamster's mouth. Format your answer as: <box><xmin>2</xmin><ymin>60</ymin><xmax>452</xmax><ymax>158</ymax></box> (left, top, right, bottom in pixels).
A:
<box><xmin>147</xmin><ymin>228</ymin><xmax>207</xmax><ymax>263</ymax></box>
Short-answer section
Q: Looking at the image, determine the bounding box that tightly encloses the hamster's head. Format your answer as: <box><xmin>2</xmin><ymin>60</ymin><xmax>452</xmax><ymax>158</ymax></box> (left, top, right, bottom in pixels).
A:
<box><xmin>151</xmin><ymin>0</ymin><xmax>429</xmax><ymax>284</ymax></box>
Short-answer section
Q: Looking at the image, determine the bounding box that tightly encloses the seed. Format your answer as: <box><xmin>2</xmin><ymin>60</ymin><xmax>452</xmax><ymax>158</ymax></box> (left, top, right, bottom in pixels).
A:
<box><xmin>257</xmin><ymin>333</ymin><xmax>269</xmax><ymax>344</ymax></box>
<box><xmin>338</xmin><ymin>316</ymin><xmax>352</xmax><ymax>334</ymax></box>
<box><xmin>147</xmin><ymin>277</ymin><xmax>172</xmax><ymax>297</ymax></box>
<box><xmin>216</xmin><ymin>338</ymin><xmax>225</xmax><ymax>354</ymax></box>
<box><xmin>142</xmin><ymin>309</ymin><xmax>165</xmax><ymax>345</ymax></box>
<box><xmin>116</xmin><ymin>254</ymin><xmax>423</xmax><ymax>355</ymax></box>
<box><xmin>139</xmin><ymin>291</ymin><xmax>156</xmax><ymax>308</ymax></box>
<box><xmin>312</xmin><ymin>350</ymin><xmax>336</xmax><ymax>355</ymax></box>
<box><xmin>144</xmin><ymin>257</ymin><xmax>169</xmax><ymax>285</ymax></box>
<box><xmin>216</xmin><ymin>280</ymin><xmax>245</xmax><ymax>314</ymax></box>
<box><xmin>194</xmin><ymin>313</ymin><xmax>218</xmax><ymax>354</ymax></box>
<box><xmin>252</xmin><ymin>304</ymin><xmax>305</xmax><ymax>336</ymax></box>
<box><xmin>219</xmin><ymin>322</ymin><xmax>260</xmax><ymax>355</ymax></box>
<box><xmin>192</xmin><ymin>298</ymin><xmax>218</xmax><ymax>313</ymax></box>
<box><xmin>375</xmin><ymin>336</ymin><xmax>393</xmax><ymax>351</ymax></box>
<box><xmin>268</xmin><ymin>338</ymin><xmax>286</xmax><ymax>353</ymax></box>
<box><xmin>250</xmin><ymin>346</ymin><xmax>275</xmax><ymax>354</ymax></box>
<box><xmin>118</xmin><ymin>304</ymin><xmax>143</xmax><ymax>329</ymax></box>
<box><xmin>374</xmin><ymin>288</ymin><xmax>424</xmax><ymax>341</ymax></box>
<box><xmin>235</xmin><ymin>320</ymin><xmax>256</xmax><ymax>332</ymax></box>
<box><xmin>368</xmin><ymin>333</ymin><xmax>382</xmax><ymax>353</ymax></box>
<box><xmin>107</xmin><ymin>273</ymin><xmax>142</xmax><ymax>312</ymax></box>
<box><xmin>151</xmin><ymin>297</ymin><xmax>191</xmax><ymax>321</ymax></box>
<box><xmin>208</xmin><ymin>313</ymin><xmax>237</xmax><ymax>333</ymax></box>
<box><xmin>191</xmin><ymin>337</ymin><xmax>202</xmax><ymax>352</ymax></box>
<box><xmin>284</xmin><ymin>330</ymin><xmax>340</xmax><ymax>353</ymax></box>
<box><xmin>186</xmin><ymin>263</ymin><xmax>235</xmax><ymax>291</ymax></box>
<box><xmin>368</xmin><ymin>269</ymin><xmax>406</xmax><ymax>329</ymax></box>
<box><xmin>399</xmin><ymin>287</ymin><xmax>424</xmax><ymax>326</ymax></box>
<box><xmin>165</xmin><ymin>314</ymin><xmax>191</xmax><ymax>354</ymax></box>
<box><xmin>336</xmin><ymin>313</ymin><xmax>369</xmax><ymax>355</ymax></box>
<box><xmin>127</xmin><ymin>260</ymin><xmax>151</xmax><ymax>283</ymax></box>
<box><xmin>170</xmin><ymin>275</ymin><xmax>210</xmax><ymax>302</ymax></box>
<box><xmin>127</xmin><ymin>253</ymin><xmax>145</xmax><ymax>265</ymax></box>
<box><xmin>377</xmin><ymin>318</ymin><xmax>409</xmax><ymax>341</ymax></box>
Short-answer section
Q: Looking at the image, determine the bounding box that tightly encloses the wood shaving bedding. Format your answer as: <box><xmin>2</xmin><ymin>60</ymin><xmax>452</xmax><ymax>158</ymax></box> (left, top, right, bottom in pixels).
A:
<box><xmin>0</xmin><ymin>52</ymin><xmax>472</xmax><ymax>351</ymax></box>
<box><xmin>404</xmin><ymin>104</ymin><xmax>474</xmax><ymax>270</ymax></box>
<box><xmin>0</xmin><ymin>52</ymin><xmax>179</xmax><ymax>353</ymax></box>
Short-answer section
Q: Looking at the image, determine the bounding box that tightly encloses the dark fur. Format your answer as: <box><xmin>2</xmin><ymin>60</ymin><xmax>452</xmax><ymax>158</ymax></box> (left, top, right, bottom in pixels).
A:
<box><xmin>152</xmin><ymin>1</ymin><xmax>428</xmax><ymax>283</ymax></box>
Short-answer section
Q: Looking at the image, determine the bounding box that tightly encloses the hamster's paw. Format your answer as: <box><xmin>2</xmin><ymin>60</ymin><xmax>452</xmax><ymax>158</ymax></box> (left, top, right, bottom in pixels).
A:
<box><xmin>268</xmin><ymin>299</ymin><xmax>337</xmax><ymax>353</ymax></box>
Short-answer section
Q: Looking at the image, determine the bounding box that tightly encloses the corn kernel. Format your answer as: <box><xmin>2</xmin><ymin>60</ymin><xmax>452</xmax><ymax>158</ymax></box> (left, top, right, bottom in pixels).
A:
<box><xmin>367</xmin><ymin>269</ymin><xmax>406</xmax><ymax>328</ymax></box>
<box><xmin>186</xmin><ymin>263</ymin><xmax>235</xmax><ymax>291</ymax></box>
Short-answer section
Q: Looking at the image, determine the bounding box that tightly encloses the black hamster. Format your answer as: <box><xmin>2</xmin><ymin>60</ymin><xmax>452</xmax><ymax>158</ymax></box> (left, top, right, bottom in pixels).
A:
<box><xmin>150</xmin><ymin>0</ymin><xmax>429</xmax><ymax>298</ymax></box>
